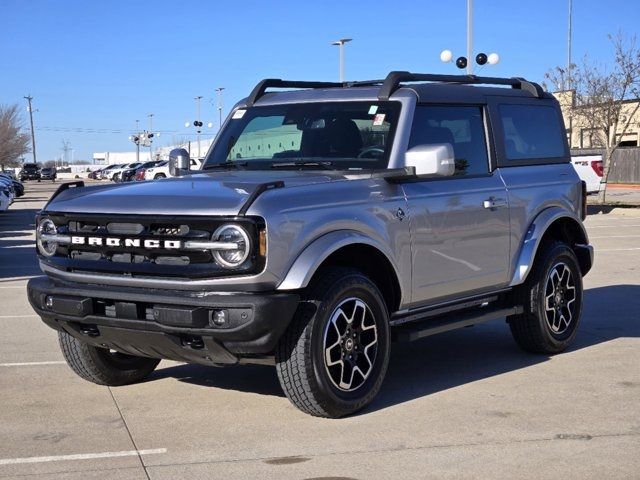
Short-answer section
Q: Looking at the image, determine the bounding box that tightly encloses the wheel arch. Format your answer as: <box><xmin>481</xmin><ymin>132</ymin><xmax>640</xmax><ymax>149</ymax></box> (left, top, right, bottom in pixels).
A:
<box><xmin>277</xmin><ymin>230</ymin><xmax>403</xmax><ymax>313</ymax></box>
<box><xmin>510</xmin><ymin>207</ymin><xmax>593</xmax><ymax>286</ymax></box>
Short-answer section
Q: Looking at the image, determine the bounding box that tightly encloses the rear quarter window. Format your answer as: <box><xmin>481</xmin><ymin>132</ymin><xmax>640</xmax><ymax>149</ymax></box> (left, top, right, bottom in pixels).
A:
<box><xmin>498</xmin><ymin>104</ymin><xmax>567</xmax><ymax>164</ymax></box>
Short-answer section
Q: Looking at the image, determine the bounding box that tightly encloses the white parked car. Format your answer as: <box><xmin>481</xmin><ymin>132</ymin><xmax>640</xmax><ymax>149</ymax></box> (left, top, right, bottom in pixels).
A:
<box><xmin>99</xmin><ymin>164</ymin><xmax>124</xmax><ymax>180</ymax></box>
<box><xmin>144</xmin><ymin>158</ymin><xmax>201</xmax><ymax>180</ymax></box>
<box><xmin>109</xmin><ymin>163</ymin><xmax>141</xmax><ymax>182</ymax></box>
<box><xmin>571</xmin><ymin>154</ymin><xmax>603</xmax><ymax>194</ymax></box>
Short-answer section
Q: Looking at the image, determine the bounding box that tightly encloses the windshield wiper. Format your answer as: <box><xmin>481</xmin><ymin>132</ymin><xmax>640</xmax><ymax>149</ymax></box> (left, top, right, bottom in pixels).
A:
<box><xmin>203</xmin><ymin>161</ymin><xmax>248</xmax><ymax>170</ymax></box>
<box><xmin>270</xmin><ymin>160</ymin><xmax>335</xmax><ymax>170</ymax></box>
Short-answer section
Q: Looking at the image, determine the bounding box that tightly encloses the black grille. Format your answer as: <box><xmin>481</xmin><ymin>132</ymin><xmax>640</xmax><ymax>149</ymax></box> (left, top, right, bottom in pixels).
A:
<box><xmin>40</xmin><ymin>213</ymin><xmax>265</xmax><ymax>279</ymax></box>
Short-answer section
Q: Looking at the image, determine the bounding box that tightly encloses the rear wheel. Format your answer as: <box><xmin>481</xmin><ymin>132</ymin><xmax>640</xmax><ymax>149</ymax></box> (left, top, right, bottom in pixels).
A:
<box><xmin>276</xmin><ymin>268</ymin><xmax>390</xmax><ymax>418</ymax></box>
<box><xmin>154</xmin><ymin>173</ymin><xmax>166</xmax><ymax>180</ymax></box>
<box><xmin>508</xmin><ymin>241</ymin><xmax>583</xmax><ymax>354</ymax></box>
<box><xmin>58</xmin><ymin>331</ymin><xmax>160</xmax><ymax>386</ymax></box>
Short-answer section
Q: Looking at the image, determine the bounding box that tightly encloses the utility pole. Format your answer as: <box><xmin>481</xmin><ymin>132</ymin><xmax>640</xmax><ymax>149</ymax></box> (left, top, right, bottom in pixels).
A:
<box><xmin>24</xmin><ymin>95</ymin><xmax>37</xmax><ymax>163</ymax></box>
<box><xmin>466</xmin><ymin>0</ymin><xmax>473</xmax><ymax>75</ymax></box>
<box><xmin>61</xmin><ymin>140</ymin><xmax>71</xmax><ymax>167</ymax></box>
<box><xmin>215</xmin><ymin>87</ymin><xmax>225</xmax><ymax>129</ymax></box>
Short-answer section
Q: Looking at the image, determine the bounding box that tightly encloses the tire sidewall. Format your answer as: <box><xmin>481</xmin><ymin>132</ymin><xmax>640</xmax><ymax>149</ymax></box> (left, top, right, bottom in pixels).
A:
<box><xmin>308</xmin><ymin>274</ymin><xmax>390</xmax><ymax>413</ymax></box>
<box><xmin>531</xmin><ymin>243</ymin><xmax>583</xmax><ymax>349</ymax></box>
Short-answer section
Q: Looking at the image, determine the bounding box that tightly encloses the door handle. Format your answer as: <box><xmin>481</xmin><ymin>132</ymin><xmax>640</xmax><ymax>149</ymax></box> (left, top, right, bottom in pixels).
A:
<box><xmin>483</xmin><ymin>197</ymin><xmax>508</xmax><ymax>209</ymax></box>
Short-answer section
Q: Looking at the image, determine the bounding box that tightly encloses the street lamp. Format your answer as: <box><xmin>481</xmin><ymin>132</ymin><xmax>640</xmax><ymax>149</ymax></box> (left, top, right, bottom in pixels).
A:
<box><xmin>215</xmin><ymin>87</ymin><xmax>225</xmax><ymax>129</ymax></box>
<box><xmin>440</xmin><ymin>0</ymin><xmax>499</xmax><ymax>74</ymax></box>
<box><xmin>185</xmin><ymin>96</ymin><xmax>212</xmax><ymax>160</ymax></box>
<box><xmin>331</xmin><ymin>38</ymin><xmax>352</xmax><ymax>82</ymax></box>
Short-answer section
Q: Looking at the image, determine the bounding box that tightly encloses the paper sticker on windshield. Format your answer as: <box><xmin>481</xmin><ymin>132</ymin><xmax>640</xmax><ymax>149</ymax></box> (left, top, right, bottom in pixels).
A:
<box><xmin>232</xmin><ymin>109</ymin><xmax>246</xmax><ymax>119</ymax></box>
<box><xmin>372</xmin><ymin>113</ymin><xmax>385</xmax><ymax>126</ymax></box>
<box><xmin>368</xmin><ymin>105</ymin><xmax>378</xmax><ymax>115</ymax></box>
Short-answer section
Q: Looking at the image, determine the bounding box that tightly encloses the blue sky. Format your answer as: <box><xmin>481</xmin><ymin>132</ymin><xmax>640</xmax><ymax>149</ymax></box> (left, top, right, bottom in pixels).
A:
<box><xmin>2</xmin><ymin>0</ymin><xmax>637</xmax><ymax>163</ymax></box>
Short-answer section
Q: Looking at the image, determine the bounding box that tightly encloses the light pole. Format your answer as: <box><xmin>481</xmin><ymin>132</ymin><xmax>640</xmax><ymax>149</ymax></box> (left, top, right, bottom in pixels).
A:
<box><xmin>331</xmin><ymin>38</ymin><xmax>352</xmax><ymax>82</ymax></box>
<box><xmin>129</xmin><ymin>119</ymin><xmax>141</xmax><ymax>163</ymax></box>
<box><xmin>148</xmin><ymin>113</ymin><xmax>154</xmax><ymax>160</ymax></box>
<box><xmin>440</xmin><ymin>0</ymin><xmax>499</xmax><ymax>74</ymax></box>
<box><xmin>466</xmin><ymin>0</ymin><xmax>473</xmax><ymax>75</ymax></box>
<box><xmin>215</xmin><ymin>87</ymin><xmax>225</xmax><ymax>129</ymax></box>
<box><xmin>23</xmin><ymin>95</ymin><xmax>37</xmax><ymax>163</ymax></box>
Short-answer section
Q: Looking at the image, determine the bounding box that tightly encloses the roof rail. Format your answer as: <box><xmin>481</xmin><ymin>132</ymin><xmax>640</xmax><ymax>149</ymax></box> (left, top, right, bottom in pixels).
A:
<box><xmin>245</xmin><ymin>78</ymin><xmax>386</xmax><ymax>106</ymax></box>
<box><xmin>378</xmin><ymin>71</ymin><xmax>544</xmax><ymax>100</ymax></box>
<box><xmin>244</xmin><ymin>72</ymin><xmax>545</xmax><ymax>106</ymax></box>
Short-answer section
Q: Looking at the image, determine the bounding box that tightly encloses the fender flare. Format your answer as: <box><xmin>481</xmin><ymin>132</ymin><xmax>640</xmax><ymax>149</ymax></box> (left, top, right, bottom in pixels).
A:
<box><xmin>277</xmin><ymin>230</ymin><xmax>401</xmax><ymax>293</ymax></box>
<box><xmin>509</xmin><ymin>207</ymin><xmax>591</xmax><ymax>286</ymax></box>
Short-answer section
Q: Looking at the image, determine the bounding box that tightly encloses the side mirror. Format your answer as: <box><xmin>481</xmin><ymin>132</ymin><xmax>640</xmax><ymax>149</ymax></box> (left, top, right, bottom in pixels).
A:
<box><xmin>169</xmin><ymin>148</ymin><xmax>191</xmax><ymax>177</ymax></box>
<box><xmin>404</xmin><ymin>144</ymin><xmax>455</xmax><ymax>177</ymax></box>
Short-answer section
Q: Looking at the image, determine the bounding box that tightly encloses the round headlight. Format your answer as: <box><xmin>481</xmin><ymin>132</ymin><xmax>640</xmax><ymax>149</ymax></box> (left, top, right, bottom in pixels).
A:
<box><xmin>212</xmin><ymin>224</ymin><xmax>250</xmax><ymax>268</ymax></box>
<box><xmin>36</xmin><ymin>219</ymin><xmax>58</xmax><ymax>257</ymax></box>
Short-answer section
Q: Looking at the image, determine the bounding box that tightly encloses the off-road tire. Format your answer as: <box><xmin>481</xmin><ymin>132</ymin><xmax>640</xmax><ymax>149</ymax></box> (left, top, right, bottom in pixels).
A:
<box><xmin>58</xmin><ymin>331</ymin><xmax>160</xmax><ymax>386</ymax></box>
<box><xmin>276</xmin><ymin>267</ymin><xmax>390</xmax><ymax>418</ymax></box>
<box><xmin>508</xmin><ymin>240</ymin><xmax>583</xmax><ymax>354</ymax></box>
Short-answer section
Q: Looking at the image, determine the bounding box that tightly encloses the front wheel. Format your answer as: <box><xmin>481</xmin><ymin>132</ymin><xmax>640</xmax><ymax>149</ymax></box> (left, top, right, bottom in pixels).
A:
<box><xmin>58</xmin><ymin>331</ymin><xmax>160</xmax><ymax>386</ymax></box>
<box><xmin>276</xmin><ymin>268</ymin><xmax>390</xmax><ymax>418</ymax></box>
<box><xmin>508</xmin><ymin>241</ymin><xmax>583</xmax><ymax>354</ymax></box>
<box><xmin>154</xmin><ymin>173</ymin><xmax>166</xmax><ymax>180</ymax></box>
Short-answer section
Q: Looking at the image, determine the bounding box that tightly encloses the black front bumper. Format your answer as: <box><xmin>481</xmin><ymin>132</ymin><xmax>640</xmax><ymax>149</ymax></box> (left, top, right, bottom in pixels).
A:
<box><xmin>27</xmin><ymin>276</ymin><xmax>299</xmax><ymax>366</ymax></box>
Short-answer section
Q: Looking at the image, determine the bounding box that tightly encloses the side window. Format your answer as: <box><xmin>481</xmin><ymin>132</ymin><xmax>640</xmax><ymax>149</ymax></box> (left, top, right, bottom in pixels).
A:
<box><xmin>499</xmin><ymin>104</ymin><xmax>565</xmax><ymax>160</ymax></box>
<box><xmin>408</xmin><ymin>106</ymin><xmax>489</xmax><ymax>176</ymax></box>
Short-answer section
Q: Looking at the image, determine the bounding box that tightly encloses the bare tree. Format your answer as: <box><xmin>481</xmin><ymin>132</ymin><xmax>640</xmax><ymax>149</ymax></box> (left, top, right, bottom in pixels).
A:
<box><xmin>544</xmin><ymin>32</ymin><xmax>640</xmax><ymax>203</ymax></box>
<box><xmin>0</xmin><ymin>104</ymin><xmax>31</xmax><ymax>170</ymax></box>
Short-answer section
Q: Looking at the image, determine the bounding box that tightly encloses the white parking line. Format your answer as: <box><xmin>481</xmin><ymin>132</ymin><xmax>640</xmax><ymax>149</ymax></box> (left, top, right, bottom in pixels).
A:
<box><xmin>590</xmin><ymin>235</ymin><xmax>640</xmax><ymax>238</ymax></box>
<box><xmin>0</xmin><ymin>361</ymin><xmax>65</xmax><ymax>367</ymax></box>
<box><xmin>587</xmin><ymin>224</ymin><xmax>640</xmax><ymax>228</ymax></box>
<box><xmin>597</xmin><ymin>247</ymin><xmax>640</xmax><ymax>252</ymax></box>
<box><xmin>0</xmin><ymin>314</ymin><xmax>39</xmax><ymax>319</ymax></box>
<box><xmin>0</xmin><ymin>448</ymin><xmax>167</xmax><ymax>466</ymax></box>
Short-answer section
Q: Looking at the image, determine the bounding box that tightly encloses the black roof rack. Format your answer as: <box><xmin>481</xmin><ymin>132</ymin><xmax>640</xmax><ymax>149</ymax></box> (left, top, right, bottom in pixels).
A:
<box><xmin>245</xmin><ymin>78</ymin><xmax>386</xmax><ymax>106</ymax></box>
<box><xmin>377</xmin><ymin>71</ymin><xmax>544</xmax><ymax>100</ymax></box>
<box><xmin>245</xmin><ymin>71</ymin><xmax>544</xmax><ymax>106</ymax></box>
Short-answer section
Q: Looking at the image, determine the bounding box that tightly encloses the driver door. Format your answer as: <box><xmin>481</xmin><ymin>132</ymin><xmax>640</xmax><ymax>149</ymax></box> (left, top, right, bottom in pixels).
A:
<box><xmin>402</xmin><ymin>105</ymin><xmax>511</xmax><ymax>305</ymax></box>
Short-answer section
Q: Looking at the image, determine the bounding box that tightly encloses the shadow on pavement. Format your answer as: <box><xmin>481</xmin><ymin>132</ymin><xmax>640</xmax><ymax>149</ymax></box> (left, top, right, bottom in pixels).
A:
<box><xmin>149</xmin><ymin>285</ymin><xmax>640</xmax><ymax>411</ymax></box>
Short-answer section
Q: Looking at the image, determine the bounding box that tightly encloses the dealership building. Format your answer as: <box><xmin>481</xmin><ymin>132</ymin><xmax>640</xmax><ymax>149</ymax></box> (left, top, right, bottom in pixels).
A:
<box><xmin>93</xmin><ymin>138</ymin><xmax>215</xmax><ymax>165</ymax></box>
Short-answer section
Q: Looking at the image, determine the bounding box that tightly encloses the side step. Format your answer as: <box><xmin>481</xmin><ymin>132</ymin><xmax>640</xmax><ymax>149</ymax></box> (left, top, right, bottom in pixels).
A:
<box><xmin>392</xmin><ymin>306</ymin><xmax>523</xmax><ymax>342</ymax></box>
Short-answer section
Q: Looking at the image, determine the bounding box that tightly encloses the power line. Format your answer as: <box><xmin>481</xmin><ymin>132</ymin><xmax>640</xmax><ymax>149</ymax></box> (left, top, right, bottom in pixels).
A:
<box><xmin>35</xmin><ymin>126</ymin><xmax>179</xmax><ymax>134</ymax></box>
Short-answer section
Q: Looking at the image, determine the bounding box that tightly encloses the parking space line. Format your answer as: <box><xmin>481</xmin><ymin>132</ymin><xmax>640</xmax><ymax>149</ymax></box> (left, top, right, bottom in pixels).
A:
<box><xmin>597</xmin><ymin>247</ymin><xmax>640</xmax><ymax>252</ymax></box>
<box><xmin>0</xmin><ymin>361</ymin><xmax>65</xmax><ymax>367</ymax></box>
<box><xmin>590</xmin><ymin>235</ymin><xmax>640</xmax><ymax>239</ymax></box>
<box><xmin>0</xmin><ymin>448</ymin><xmax>167</xmax><ymax>466</ymax></box>
<box><xmin>0</xmin><ymin>315</ymin><xmax>39</xmax><ymax>319</ymax></box>
<box><xmin>587</xmin><ymin>224</ymin><xmax>640</xmax><ymax>228</ymax></box>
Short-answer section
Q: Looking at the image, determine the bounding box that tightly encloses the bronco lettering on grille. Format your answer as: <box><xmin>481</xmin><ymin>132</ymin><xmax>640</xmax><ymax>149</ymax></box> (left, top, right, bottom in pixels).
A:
<box><xmin>70</xmin><ymin>236</ymin><xmax>182</xmax><ymax>249</ymax></box>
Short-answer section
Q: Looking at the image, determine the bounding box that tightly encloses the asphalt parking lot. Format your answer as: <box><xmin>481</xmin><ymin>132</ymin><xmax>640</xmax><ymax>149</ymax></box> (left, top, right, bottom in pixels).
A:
<box><xmin>1</xmin><ymin>181</ymin><xmax>639</xmax><ymax>480</ymax></box>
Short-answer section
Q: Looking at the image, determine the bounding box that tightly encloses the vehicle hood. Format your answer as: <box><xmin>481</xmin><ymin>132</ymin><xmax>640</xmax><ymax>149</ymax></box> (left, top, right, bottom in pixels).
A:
<box><xmin>45</xmin><ymin>170</ymin><xmax>360</xmax><ymax>216</ymax></box>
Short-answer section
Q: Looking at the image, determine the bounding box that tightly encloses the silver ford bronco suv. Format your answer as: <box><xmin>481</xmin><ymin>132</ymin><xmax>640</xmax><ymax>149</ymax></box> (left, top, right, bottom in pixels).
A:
<box><xmin>28</xmin><ymin>72</ymin><xmax>593</xmax><ymax>418</ymax></box>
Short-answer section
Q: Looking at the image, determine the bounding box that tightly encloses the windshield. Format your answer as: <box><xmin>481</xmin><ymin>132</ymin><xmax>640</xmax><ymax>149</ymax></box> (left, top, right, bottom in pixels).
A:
<box><xmin>203</xmin><ymin>101</ymin><xmax>401</xmax><ymax>170</ymax></box>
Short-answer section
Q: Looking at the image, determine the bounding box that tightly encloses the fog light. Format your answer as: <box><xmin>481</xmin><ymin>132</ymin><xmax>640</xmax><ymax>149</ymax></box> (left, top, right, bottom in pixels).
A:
<box><xmin>211</xmin><ymin>310</ymin><xmax>227</xmax><ymax>326</ymax></box>
<box><xmin>45</xmin><ymin>296</ymin><xmax>53</xmax><ymax>309</ymax></box>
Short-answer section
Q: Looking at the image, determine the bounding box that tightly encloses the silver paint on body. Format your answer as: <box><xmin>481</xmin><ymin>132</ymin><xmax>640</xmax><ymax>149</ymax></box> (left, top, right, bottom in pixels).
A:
<box><xmin>39</xmin><ymin>84</ymin><xmax>591</xmax><ymax>311</ymax></box>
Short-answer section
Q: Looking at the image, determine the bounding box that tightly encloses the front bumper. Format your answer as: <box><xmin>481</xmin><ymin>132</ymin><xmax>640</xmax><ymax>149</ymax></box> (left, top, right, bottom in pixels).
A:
<box><xmin>27</xmin><ymin>276</ymin><xmax>299</xmax><ymax>366</ymax></box>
